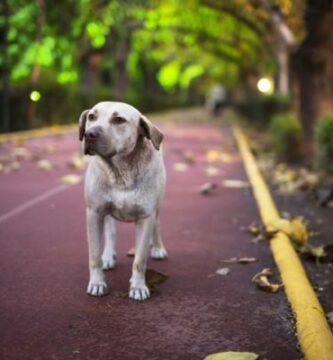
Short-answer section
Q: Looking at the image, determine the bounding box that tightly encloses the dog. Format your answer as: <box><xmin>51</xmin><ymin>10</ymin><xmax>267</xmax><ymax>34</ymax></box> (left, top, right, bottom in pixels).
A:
<box><xmin>79</xmin><ymin>101</ymin><xmax>167</xmax><ymax>301</ymax></box>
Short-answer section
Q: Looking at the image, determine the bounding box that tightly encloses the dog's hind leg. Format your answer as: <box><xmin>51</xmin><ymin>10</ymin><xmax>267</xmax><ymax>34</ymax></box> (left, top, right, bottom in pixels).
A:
<box><xmin>102</xmin><ymin>215</ymin><xmax>117</xmax><ymax>270</ymax></box>
<box><xmin>150</xmin><ymin>210</ymin><xmax>168</xmax><ymax>260</ymax></box>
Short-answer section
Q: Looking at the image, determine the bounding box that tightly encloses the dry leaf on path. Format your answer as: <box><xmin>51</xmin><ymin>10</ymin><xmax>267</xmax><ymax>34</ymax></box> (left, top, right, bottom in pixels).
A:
<box><xmin>252</xmin><ymin>268</ymin><xmax>282</xmax><ymax>293</ymax></box>
<box><xmin>182</xmin><ymin>151</ymin><xmax>196</xmax><ymax>164</ymax></box>
<box><xmin>221</xmin><ymin>179</ymin><xmax>249</xmax><ymax>188</ymax></box>
<box><xmin>46</xmin><ymin>144</ymin><xmax>57</xmax><ymax>154</ymax></box>
<box><xmin>200</xmin><ymin>182</ymin><xmax>218</xmax><ymax>195</ymax></box>
<box><xmin>216</xmin><ymin>267</ymin><xmax>230</xmax><ymax>276</ymax></box>
<box><xmin>208</xmin><ymin>267</ymin><xmax>231</xmax><ymax>278</ymax></box>
<box><xmin>221</xmin><ymin>257</ymin><xmax>257</xmax><ymax>264</ymax></box>
<box><xmin>145</xmin><ymin>269</ymin><xmax>168</xmax><ymax>291</ymax></box>
<box><xmin>238</xmin><ymin>257</ymin><xmax>257</xmax><ymax>264</ymax></box>
<box><xmin>12</xmin><ymin>147</ymin><xmax>31</xmax><ymax>160</ymax></box>
<box><xmin>127</xmin><ymin>247</ymin><xmax>135</xmax><ymax>257</ymax></box>
<box><xmin>327</xmin><ymin>311</ymin><xmax>333</xmax><ymax>325</ymax></box>
<box><xmin>204</xmin><ymin>351</ymin><xmax>259</xmax><ymax>360</ymax></box>
<box><xmin>206</xmin><ymin>149</ymin><xmax>221</xmax><ymax>163</ymax></box>
<box><xmin>173</xmin><ymin>162</ymin><xmax>188</xmax><ymax>172</ymax></box>
<box><xmin>60</xmin><ymin>174</ymin><xmax>82</xmax><ymax>185</ymax></box>
<box><xmin>301</xmin><ymin>243</ymin><xmax>333</xmax><ymax>263</ymax></box>
<box><xmin>205</xmin><ymin>165</ymin><xmax>219</xmax><ymax>176</ymax></box>
<box><xmin>37</xmin><ymin>159</ymin><xmax>54</xmax><ymax>171</ymax></box>
<box><xmin>270</xmin><ymin>217</ymin><xmax>308</xmax><ymax>246</ymax></box>
<box><xmin>68</xmin><ymin>155</ymin><xmax>87</xmax><ymax>169</ymax></box>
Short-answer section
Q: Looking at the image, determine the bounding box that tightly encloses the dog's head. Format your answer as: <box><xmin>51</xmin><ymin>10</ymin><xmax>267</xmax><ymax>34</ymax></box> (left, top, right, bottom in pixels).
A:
<box><xmin>79</xmin><ymin>102</ymin><xmax>163</xmax><ymax>157</ymax></box>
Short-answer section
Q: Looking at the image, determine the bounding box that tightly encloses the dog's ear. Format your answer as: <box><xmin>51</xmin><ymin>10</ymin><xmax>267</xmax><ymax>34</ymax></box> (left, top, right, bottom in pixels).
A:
<box><xmin>79</xmin><ymin>109</ymin><xmax>89</xmax><ymax>141</ymax></box>
<box><xmin>139</xmin><ymin>115</ymin><xmax>164</xmax><ymax>150</ymax></box>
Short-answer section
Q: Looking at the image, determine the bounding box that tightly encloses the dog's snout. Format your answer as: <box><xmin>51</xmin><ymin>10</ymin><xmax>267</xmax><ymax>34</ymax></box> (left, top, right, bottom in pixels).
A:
<box><xmin>85</xmin><ymin>128</ymin><xmax>99</xmax><ymax>140</ymax></box>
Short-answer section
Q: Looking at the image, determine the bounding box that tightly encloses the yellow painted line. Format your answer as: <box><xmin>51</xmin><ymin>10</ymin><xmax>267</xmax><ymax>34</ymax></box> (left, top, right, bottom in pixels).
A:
<box><xmin>233</xmin><ymin>126</ymin><xmax>333</xmax><ymax>360</ymax></box>
<box><xmin>0</xmin><ymin>124</ymin><xmax>77</xmax><ymax>144</ymax></box>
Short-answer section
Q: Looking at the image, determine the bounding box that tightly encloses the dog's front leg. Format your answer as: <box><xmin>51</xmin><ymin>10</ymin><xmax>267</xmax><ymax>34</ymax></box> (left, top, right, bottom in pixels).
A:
<box><xmin>86</xmin><ymin>208</ymin><xmax>108</xmax><ymax>296</ymax></box>
<box><xmin>102</xmin><ymin>215</ymin><xmax>117</xmax><ymax>270</ymax></box>
<box><xmin>129</xmin><ymin>215</ymin><xmax>154</xmax><ymax>301</ymax></box>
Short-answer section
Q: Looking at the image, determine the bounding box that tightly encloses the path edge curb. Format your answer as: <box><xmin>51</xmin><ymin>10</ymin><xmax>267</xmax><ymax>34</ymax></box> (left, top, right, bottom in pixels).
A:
<box><xmin>233</xmin><ymin>125</ymin><xmax>333</xmax><ymax>360</ymax></box>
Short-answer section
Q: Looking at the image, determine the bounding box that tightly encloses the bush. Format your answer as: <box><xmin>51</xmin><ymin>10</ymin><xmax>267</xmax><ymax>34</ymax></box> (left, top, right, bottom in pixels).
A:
<box><xmin>234</xmin><ymin>95</ymin><xmax>291</xmax><ymax>128</ymax></box>
<box><xmin>269</xmin><ymin>112</ymin><xmax>303</xmax><ymax>161</ymax></box>
<box><xmin>315</xmin><ymin>114</ymin><xmax>333</xmax><ymax>173</ymax></box>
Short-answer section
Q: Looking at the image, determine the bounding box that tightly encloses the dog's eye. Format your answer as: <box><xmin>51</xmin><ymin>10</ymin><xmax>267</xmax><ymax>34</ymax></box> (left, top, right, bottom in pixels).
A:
<box><xmin>112</xmin><ymin>116</ymin><xmax>126</xmax><ymax>124</ymax></box>
<box><xmin>88</xmin><ymin>113</ymin><xmax>96</xmax><ymax>121</ymax></box>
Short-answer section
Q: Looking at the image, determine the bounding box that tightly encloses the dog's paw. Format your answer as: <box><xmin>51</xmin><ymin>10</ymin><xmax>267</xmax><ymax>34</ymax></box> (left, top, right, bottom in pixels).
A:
<box><xmin>150</xmin><ymin>246</ymin><xmax>168</xmax><ymax>260</ymax></box>
<box><xmin>102</xmin><ymin>254</ymin><xmax>117</xmax><ymax>270</ymax></box>
<box><xmin>87</xmin><ymin>280</ymin><xmax>109</xmax><ymax>297</ymax></box>
<box><xmin>129</xmin><ymin>285</ymin><xmax>150</xmax><ymax>301</ymax></box>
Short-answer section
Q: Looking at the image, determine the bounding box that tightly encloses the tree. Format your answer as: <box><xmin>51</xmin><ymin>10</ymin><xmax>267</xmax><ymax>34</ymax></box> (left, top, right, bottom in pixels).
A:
<box><xmin>293</xmin><ymin>0</ymin><xmax>333</xmax><ymax>154</ymax></box>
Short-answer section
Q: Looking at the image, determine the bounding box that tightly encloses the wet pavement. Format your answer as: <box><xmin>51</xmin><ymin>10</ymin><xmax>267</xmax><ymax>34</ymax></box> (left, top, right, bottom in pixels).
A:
<box><xmin>0</xmin><ymin>109</ymin><xmax>301</xmax><ymax>360</ymax></box>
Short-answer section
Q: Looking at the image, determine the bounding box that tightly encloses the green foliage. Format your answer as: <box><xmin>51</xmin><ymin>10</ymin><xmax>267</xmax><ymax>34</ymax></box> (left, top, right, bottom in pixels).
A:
<box><xmin>269</xmin><ymin>112</ymin><xmax>303</xmax><ymax>161</ymax></box>
<box><xmin>235</xmin><ymin>95</ymin><xmax>291</xmax><ymax>127</ymax></box>
<box><xmin>315</xmin><ymin>114</ymin><xmax>333</xmax><ymax>173</ymax></box>
<box><xmin>0</xmin><ymin>0</ymin><xmax>289</xmax><ymax>131</ymax></box>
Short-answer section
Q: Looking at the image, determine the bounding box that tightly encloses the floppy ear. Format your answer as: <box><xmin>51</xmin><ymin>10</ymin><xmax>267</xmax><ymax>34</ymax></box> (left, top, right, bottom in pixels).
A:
<box><xmin>79</xmin><ymin>109</ymin><xmax>89</xmax><ymax>141</ymax></box>
<box><xmin>139</xmin><ymin>115</ymin><xmax>164</xmax><ymax>150</ymax></box>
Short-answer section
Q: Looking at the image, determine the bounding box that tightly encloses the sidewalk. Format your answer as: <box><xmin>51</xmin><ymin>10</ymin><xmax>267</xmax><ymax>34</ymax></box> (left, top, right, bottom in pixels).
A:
<box><xmin>0</xmin><ymin>110</ymin><xmax>300</xmax><ymax>360</ymax></box>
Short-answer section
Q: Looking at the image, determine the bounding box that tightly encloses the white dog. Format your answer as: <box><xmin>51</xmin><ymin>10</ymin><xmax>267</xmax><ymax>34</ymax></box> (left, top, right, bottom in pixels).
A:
<box><xmin>79</xmin><ymin>101</ymin><xmax>167</xmax><ymax>301</ymax></box>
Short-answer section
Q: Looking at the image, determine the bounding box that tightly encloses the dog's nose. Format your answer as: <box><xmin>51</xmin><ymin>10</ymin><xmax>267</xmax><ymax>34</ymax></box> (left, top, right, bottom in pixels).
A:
<box><xmin>85</xmin><ymin>128</ymin><xmax>99</xmax><ymax>140</ymax></box>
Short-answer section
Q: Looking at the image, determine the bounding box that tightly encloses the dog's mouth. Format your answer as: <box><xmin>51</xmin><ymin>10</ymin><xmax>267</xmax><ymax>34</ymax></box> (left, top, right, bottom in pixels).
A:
<box><xmin>84</xmin><ymin>142</ymin><xmax>97</xmax><ymax>156</ymax></box>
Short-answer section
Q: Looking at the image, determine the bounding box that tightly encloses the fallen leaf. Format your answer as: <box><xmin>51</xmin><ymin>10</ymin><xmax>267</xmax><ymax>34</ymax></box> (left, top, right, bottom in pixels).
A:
<box><xmin>12</xmin><ymin>147</ymin><xmax>31</xmax><ymax>160</ymax></box>
<box><xmin>301</xmin><ymin>244</ymin><xmax>333</xmax><ymax>263</ymax></box>
<box><xmin>205</xmin><ymin>165</ymin><xmax>219</xmax><ymax>176</ymax></box>
<box><xmin>238</xmin><ymin>257</ymin><xmax>257</xmax><ymax>264</ymax></box>
<box><xmin>220</xmin><ymin>257</ymin><xmax>238</xmax><ymax>264</ymax></box>
<box><xmin>200</xmin><ymin>182</ymin><xmax>218</xmax><ymax>195</ymax></box>
<box><xmin>68</xmin><ymin>155</ymin><xmax>87</xmax><ymax>169</ymax></box>
<box><xmin>182</xmin><ymin>151</ymin><xmax>196</xmax><ymax>164</ymax></box>
<box><xmin>127</xmin><ymin>247</ymin><xmax>135</xmax><ymax>257</ymax></box>
<box><xmin>173</xmin><ymin>162</ymin><xmax>188</xmax><ymax>172</ymax></box>
<box><xmin>221</xmin><ymin>257</ymin><xmax>257</xmax><ymax>264</ymax></box>
<box><xmin>270</xmin><ymin>217</ymin><xmax>308</xmax><ymax>246</ymax></box>
<box><xmin>252</xmin><ymin>268</ymin><xmax>282</xmax><ymax>293</ymax></box>
<box><xmin>327</xmin><ymin>311</ymin><xmax>333</xmax><ymax>325</ymax></box>
<box><xmin>37</xmin><ymin>159</ymin><xmax>54</xmax><ymax>171</ymax></box>
<box><xmin>216</xmin><ymin>267</ymin><xmax>230</xmax><ymax>276</ymax></box>
<box><xmin>246</xmin><ymin>223</ymin><xmax>261</xmax><ymax>236</ymax></box>
<box><xmin>206</xmin><ymin>149</ymin><xmax>221</xmax><ymax>163</ymax></box>
<box><xmin>222</xmin><ymin>179</ymin><xmax>249</xmax><ymax>188</ymax></box>
<box><xmin>204</xmin><ymin>351</ymin><xmax>259</xmax><ymax>360</ymax></box>
<box><xmin>46</xmin><ymin>144</ymin><xmax>57</xmax><ymax>154</ymax></box>
<box><xmin>220</xmin><ymin>153</ymin><xmax>234</xmax><ymax>163</ymax></box>
<box><xmin>145</xmin><ymin>269</ymin><xmax>168</xmax><ymax>291</ymax></box>
<box><xmin>60</xmin><ymin>174</ymin><xmax>82</xmax><ymax>185</ymax></box>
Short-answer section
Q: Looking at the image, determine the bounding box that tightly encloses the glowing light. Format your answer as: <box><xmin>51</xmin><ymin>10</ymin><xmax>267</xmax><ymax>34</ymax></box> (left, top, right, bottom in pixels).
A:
<box><xmin>257</xmin><ymin>78</ymin><xmax>274</xmax><ymax>94</ymax></box>
<box><xmin>30</xmin><ymin>90</ymin><xmax>41</xmax><ymax>102</ymax></box>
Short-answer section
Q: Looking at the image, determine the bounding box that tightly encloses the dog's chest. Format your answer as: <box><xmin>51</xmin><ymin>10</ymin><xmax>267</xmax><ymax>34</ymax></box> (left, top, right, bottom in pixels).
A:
<box><xmin>104</xmin><ymin>189</ymin><xmax>152</xmax><ymax>222</ymax></box>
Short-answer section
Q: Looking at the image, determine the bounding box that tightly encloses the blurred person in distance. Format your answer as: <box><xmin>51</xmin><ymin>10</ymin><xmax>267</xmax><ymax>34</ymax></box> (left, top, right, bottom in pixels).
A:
<box><xmin>205</xmin><ymin>83</ymin><xmax>227</xmax><ymax>117</ymax></box>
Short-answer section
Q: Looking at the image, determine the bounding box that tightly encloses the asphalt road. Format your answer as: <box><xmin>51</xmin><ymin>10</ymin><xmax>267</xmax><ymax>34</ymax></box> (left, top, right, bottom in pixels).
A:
<box><xmin>0</xmin><ymin>110</ymin><xmax>300</xmax><ymax>360</ymax></box>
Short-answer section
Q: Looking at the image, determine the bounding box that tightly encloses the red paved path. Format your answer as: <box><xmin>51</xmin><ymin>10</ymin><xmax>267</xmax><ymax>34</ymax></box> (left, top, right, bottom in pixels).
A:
<box><xmin>0</xmin><ymin>112</ymin><xmax>300</xmax><ymax>360</ymax></box>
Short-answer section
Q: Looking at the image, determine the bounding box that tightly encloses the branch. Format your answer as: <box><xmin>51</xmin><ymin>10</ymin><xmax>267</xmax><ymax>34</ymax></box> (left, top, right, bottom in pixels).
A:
<box><xmin>201</xmin><ymin>0</ymin><xmax>267</xmax><ymax>37</ymax></box>
<box><xmin>257</xmin><ymin>0</ymin><xmax>296</xmax><ymax>48</ymax></box>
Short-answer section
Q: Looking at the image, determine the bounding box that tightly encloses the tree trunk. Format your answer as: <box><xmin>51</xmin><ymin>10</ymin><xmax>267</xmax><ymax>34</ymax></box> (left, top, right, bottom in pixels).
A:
<box><xmin>295</xmin><ymin>0</ymin><xmax>333</xmax><ymax>154</ymax></box>
<box><xmin>114</xmin><ymin>31</ymin><xmax>132</xmax><ymax>101</ymax></box>
<box><xmin>0</xmin><ymin>0</ymin><xmax>10</xmax><ymax>133</ymax></box>
<box><xmin>277</xmin><ymin>38</ymin><xmax>289</xmax><ymax>96</ymax></box>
